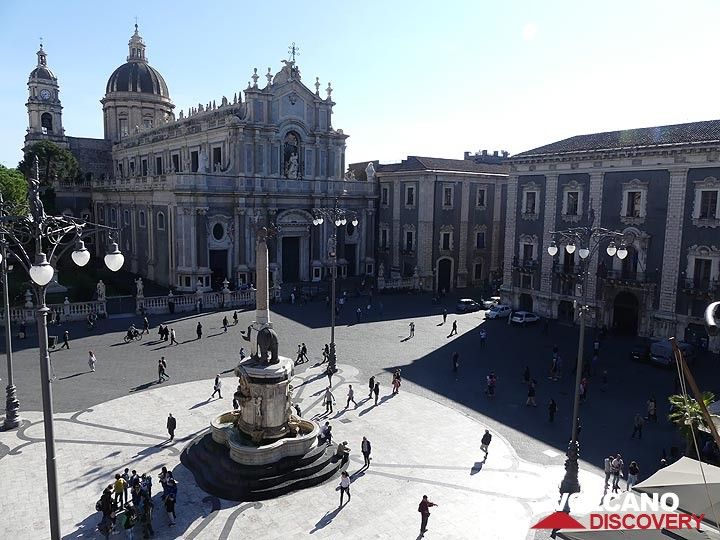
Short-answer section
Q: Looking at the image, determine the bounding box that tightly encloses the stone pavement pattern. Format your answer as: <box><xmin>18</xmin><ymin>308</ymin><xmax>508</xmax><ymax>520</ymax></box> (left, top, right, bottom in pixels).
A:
<box><xmin>0</xmin><ymin>363</ymin><xmax>604</xmax><ymax>539</ymax></box>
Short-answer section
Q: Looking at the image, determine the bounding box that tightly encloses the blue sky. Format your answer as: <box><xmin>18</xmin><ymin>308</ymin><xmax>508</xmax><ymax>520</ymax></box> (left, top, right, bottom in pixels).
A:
<box><xmin>1</xmin><ymin>0</ymin><xmax>719</xmax><ymax>168</ymax></box>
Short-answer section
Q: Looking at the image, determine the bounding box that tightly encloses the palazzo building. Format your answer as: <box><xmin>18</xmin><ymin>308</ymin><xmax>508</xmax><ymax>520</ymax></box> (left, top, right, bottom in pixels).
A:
<box><xmin>24</xmin><ymin>27</ymin><xmax>376</xmax><ymax>291</ymax></box>
<box><xmin>502</xmin><ymin>121</ymin><xmax>720</xmax><ymax>352</ymax></box>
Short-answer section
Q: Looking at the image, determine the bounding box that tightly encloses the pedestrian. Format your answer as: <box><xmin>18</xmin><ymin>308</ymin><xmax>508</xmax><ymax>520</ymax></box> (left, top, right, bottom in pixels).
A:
<box><xmin>166</xmin><ymin>413</ymin><xmax>176</xmax><ymax>441</ymax></box>
<box><xmin>301</xmin><ymin>343</ymin><xmax>308</xmax><ymax>363</ymax></box>
<box><xmin>122</xmin><ymin>468</ymin><xmax>131</xmax><ymax>503</ymax></box>
<box><xmin>368</xmin><ymin>375</ymin><xmax>375</xmax><ymax>398</ymax></box>
<box><xmin>61</xmin><ymin>330</ymin><xmax>70</xmax><ymax>349</ymax></box>
<box><xmin>322</xmin><ymin>344</ymin><xmax>330</xmax><ymax>363</ymax></box>
<box><xmin>336</xmin><ymin>440</ymin><xmax>350</xmax><ymax>464</ymax></box>
<box><xmin>549</xmin><ymin>356</ymin><xmax>558</xmax><ymax>381</ymax></box>
<box><xmin>647</xmin><ymin>396</ymin><xmax>657</xmax><ymax>422</ymax></box>
<box><xmin>373</xmin><ymin>381</ymin><xmax>380</xmax><ymax>405</ymax></box>
<box><xmin>232</xmin><ymin>311</ymin><xmax>238</xmax><ymax>325</ymax></box>
<box><xmin>631</xmin><ymin>413</ymin><xmax>644</xmax><ymax>439</ymax></box>
<box><xmin>452</xmin><ymin>351</ymin><xmax>460</xmax><ymax>372</ymax></box>
<box><xmin>485</xmin><ymin>372</ymin><xmax>497</xmax><ymax>398</ymax></box>
<box><xmin>290</xmin><ymin>291</ymin><xmax>296</xmax><ymax>304</ymax></box>
<box><xmin>157</xmin><ymin>324</ymin><xmax>164</xmax><ymax>342</ymax></box>
<box><xmin>611</xmin><ymin>454</ymin><xmax>624</xmax><ymax>492</ymax></box>
<box><xmin>140</xmin><ymin>490</ymin><xmax>154</xmax><ymax>538</ymax></box>
<box><xmin>114</xmin><ymin>473</ymin><xmax>127</xmax><ymax>505</ymax></box>
<box><xmin>295</xmin><ymin>344</ymin><xmax>303</xmax><ymax>365</ymax></box>
<box><xmin>356</xmin><ymin>307</ymin><xmax>362</xmax><ymax>323</ymax></box>
<box><xmin>158</xmin><ymin>358</ymin><xmax>167</xmax><ymax>382</ymax></box>
<box><xmin>361</xmin><ymin>436</ymin><xmax>372</xmax><ymax>468</ymax></box>
<box><xmin>480</xmin><ymin>429</ymin><xmax>492</xmax><ymax>456</ymax></box>
<box><xmin>326</xmin><ymin>365</ymin><xmax>334</xmax><ymax>386</ymax></box>
<box><xmin>526</xmin><ymin>380</ymin><xmax>537</xmax><ymax>407</ymax></box>
<box><xmin>196</xmin><ymin>322</ymin><xmax>203</xmax><ymax>340</ymax></box>
<box><xmin>170</xmin><ymin>328</ymin><xmax>178</xmax><ymax>345</ymax></box>
<box><xmin>409</xmin><ymin>321</ymin><xmax>415</xmax><ymax>338</ymax></box>
<box><xmin>121</xmin><ymin>502</ymin><xmax>137</xmax><ymax>539</ymax></box>
<box><xmin>164</xmin><ymin>493</ymin><xmax>176</xmax><ymax>526</ymax></box>
<box><xmin>338</xmin><ymin>471</ymin><xmax>351</xmax><ymax>506</ymax></box>
<box><xmin>479</xmin><ymin>328</ymin><xmax>487</xmax><ymax>347</ymax></box>
<box><xmin>324</xmin><ymin>386</ymin><xmax>336</xmax><ymax>413</ymax></box>
<box><xmin>222</xmin><ymin>316</ymin><xmax>228</xmax><ymax>333</ymax></box>
<box><xmin>211</xmin><ymin>374</ymin><xmax>222</xmax><ymax>399</ymax></box>
<box><xmin>548</xmin><ymin>399</ymin><xmax>558</xmax><ymax>422</ymax></box>
<box><xmin>627</xmin><ymin>460</ymin><xmax>639</xmax><ymax>491</ymax></box>
<box><xmin>88</xmin><ymin>350</ymin><xmax>97</xmax><ymax>372</ymax></box>
<box><xmin>447</xmin><ymin>320</ymin><xmax>458</xmax><ymax>337</ymax></box>
<box><xmin>442</xmin><ymin>308</ymin><xmax>447</xmax><ymax>324</ymax></box>
<box><xmin>239</xmin><ymin>347</ymin><xmax>245</xmax><ymax>360</ymax></box>
<box><xmin>604</xmin><ymin>455</ymin><xmax>613</xmax><ymax>487</ymax></box>
<box><xmin>522</xmin><ymin>365</ymin><xmax>531</xmax><ymax>384</ymax></box>
<box><xmin>418</xmin><ymin>495</ymin><xmax>438</xmax><ymax>536</ymax></box>
<box><xmin>142</xmin><ymin>316</ymin><xmax>150</xmax><ymax>335</ymax></box>
<box><xmin>346</xmin><ymin>385</ymin><xmax>357</xmax><ymax>408</ymax></box>
<box><xmin>318</xmin><ymin>421</ymin><xmax>332</xmax><ymax>444</ymax></box>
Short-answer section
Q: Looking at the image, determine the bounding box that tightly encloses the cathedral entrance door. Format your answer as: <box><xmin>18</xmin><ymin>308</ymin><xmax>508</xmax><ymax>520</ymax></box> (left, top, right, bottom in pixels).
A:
<box><xmin>209</xmin><ymin>249</ymin><xmax>228</xmax><ymax>290</ymax></box>
<box><xmin>282</xmin><ymin>237</ymin><xmax>300</xmax><ymax>282</ymax></box>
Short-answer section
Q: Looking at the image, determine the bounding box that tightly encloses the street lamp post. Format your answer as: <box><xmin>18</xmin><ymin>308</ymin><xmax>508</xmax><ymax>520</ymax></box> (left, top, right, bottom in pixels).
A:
<box><xmin>0</xmin><ymin>159</ymin><xmax>123</xmax><ymax>540</ymax></box>
<box><xmin>547</xmin><ymin>225</ymin><xmax>628</xmax><ymax>503</ymax></box>
<box><xmin>312</xmin><ymin>198</ymin><xmax>359</xmax><ymax>373</ymax></box>
<box><xmin>1</xmin><ymin>227</ymin><xmax>19</xmax><ymax>430</ymax></box>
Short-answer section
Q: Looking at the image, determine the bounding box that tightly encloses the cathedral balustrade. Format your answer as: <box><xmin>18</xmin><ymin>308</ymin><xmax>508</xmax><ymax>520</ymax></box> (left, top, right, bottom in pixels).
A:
<box><xmin>139</xmin><ymin>289</ymin><xmax>256</xmax><ymax>315</ymax></box>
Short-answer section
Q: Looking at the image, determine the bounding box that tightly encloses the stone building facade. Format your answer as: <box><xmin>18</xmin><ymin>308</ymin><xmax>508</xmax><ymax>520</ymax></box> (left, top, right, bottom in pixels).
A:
<box><xmin>24</xmin><ymin>27</ymin><xmax>376</xmax><ymax>292</ymax></box>
<box><xmin>367</xmin><ymin>155</ymin><xmax>508</xmax><ymax>293</ymax></box>
<box><xmin>502</xmin><ymin>120</ymin><xmax>720</xmax><ymax>352</ymax></box>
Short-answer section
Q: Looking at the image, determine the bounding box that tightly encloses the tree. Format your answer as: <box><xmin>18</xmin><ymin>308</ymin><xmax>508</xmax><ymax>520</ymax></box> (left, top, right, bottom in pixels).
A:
<box><xmin>18</xmin><ymin>141</ymin><xmax>79</xmax><ymax>185</ymax></box>
<box><xmin>0</xmin><ymin>165</ymin><xmax>28</xmax><ymax>214</ymax></box>
<box><xmin>668</xmin><ymin>391</ymin><xmax>716</xmax><ymax>457</ymax></box>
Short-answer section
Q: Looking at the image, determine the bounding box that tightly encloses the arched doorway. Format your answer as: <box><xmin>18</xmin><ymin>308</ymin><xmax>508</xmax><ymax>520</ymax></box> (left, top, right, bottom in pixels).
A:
<box><xmin>613</xmin><ymin>291</ymin><xmax>639</xmax><ymax>335</ymax></box>
<box><xmin>558</xmin><ymin>300</ymin><xmax>575</xmax><ymax>322</ymax></box>
<box><xmin>519</xmin><ymin>293</ymin><xmax>533</xmax><ymax>311</ymax></box>
<box><xmin>437</xmin><ymin>258</ymin><xmax>452</xmax><ymax>294</ymax></box>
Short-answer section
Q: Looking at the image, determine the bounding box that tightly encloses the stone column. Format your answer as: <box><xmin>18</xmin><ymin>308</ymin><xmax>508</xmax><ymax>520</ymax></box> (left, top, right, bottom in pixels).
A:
<box><xmin>147</xmin><ymin>205</ymin><xmax>155</xmax><ymax>281</ymax></box>
<box><xmin>417</xmin><ymin>176</ymin><xmax>434</xmax><ymax>281</ymax></box>
<box><xmin>502</xmin><ymin>173</ymin><xmax>519</xmax><ymax>291</ymax></box>
<box><xmin>585</xmin><ymin>172</ymin><xmax>605</xmax><ymax>304</ymax></box>
<box><xmin>392</xmin><ymin>179</ymin><xmax>401</xmax><ymax>268</ymax></box>
<box><xmin>658</xmin><ymin>167</ymin><xmax>689</xmax><ymax>316</ymax></box>
<box><xmin>490</xmin><ymin>180</ymin><xmax>505</xmax><ymax>273</ymax></box>
<box><xmin>540</xmin><ymin>174</ymin><xmax>559</xmax><ymax>297</ymax></box>
<box><xmin>255</xmin><ymin>229</ymin><xmax>270</xmax><ymax>326</ymax></box>
<box><xmin>457</xmin><ymin>181</ymin><xmax>469</xmax><ymax>288</ymax></box>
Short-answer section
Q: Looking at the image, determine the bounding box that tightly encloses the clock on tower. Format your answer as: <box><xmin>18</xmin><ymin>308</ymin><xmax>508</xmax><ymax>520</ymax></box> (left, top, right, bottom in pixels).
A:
<box><xmin>39</xmin><ymin>88</ymin><xmax>51</xmax><ymax>101</ymax></box>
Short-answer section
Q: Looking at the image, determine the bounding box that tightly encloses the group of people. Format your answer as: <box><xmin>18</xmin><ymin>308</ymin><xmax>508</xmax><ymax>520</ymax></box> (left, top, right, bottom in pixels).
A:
<box><xmin>96</xmin><ymin>466</ymin><xmax>179</xmax><ymax>538</ymax></box>
<box><xmin>604</xmin><ymin>453</ymin><xmax>641</xmax><ymax>493</ymax></box>
<box><xmin>156</xmin><ymin>324</ymin><xmax>178</xmax><ymax>345</ymax></box>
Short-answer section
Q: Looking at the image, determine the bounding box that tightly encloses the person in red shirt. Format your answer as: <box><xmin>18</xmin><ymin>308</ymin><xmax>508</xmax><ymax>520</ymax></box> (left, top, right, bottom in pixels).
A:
<box><xmin>418</xmin><ymin>495</ymin><xmax>438</xmax><ymax>536</ymax></box>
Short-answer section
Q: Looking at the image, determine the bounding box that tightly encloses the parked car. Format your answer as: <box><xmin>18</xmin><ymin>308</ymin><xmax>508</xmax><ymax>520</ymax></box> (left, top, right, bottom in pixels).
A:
<box><xmin>630</xmin><ymin>339</ymin><xmax>695</xmax><ymax>368</ymax></box>
<box><xmin>480</xmin><ymin>297</ymin><xmax>500</xmax><ymax>309</ymax></box>
<box><xmin>510</xmin><ymin>311</ymin><xmax>540</xmax><ymax>325</ymax></box>
<box><xmin>456</xmin><ymin>299</ymin><xmax>482</xmax><ymax>313</ymax></box>
<box><xmin>486</xmin><ymin>304</ymin><xmax>512</xmax><ymax>319</ymax></box>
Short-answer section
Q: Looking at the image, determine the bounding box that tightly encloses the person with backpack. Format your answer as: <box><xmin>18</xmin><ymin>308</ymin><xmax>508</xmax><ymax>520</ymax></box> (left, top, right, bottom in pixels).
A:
<box><xmin>480</xmin><ymin>429</ymin><xmax>493</xmax><ymax>456</ymax></box>
<box><xmin>418</xmin><ymin>495</ymin><xmax>438</xmax><ymax>537</ymax></box>
<box><xmin>121</xmin><ymin>502</ymin><xmax>138</xmax><ymax>540</ymax></box>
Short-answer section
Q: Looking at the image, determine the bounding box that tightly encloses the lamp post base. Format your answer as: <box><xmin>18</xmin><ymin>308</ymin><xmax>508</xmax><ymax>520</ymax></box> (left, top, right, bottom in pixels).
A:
<box><xmin>559</xmin><ymin>439</ymin><xmax>581</xmax><ymax>497</ymax></box>
<box><xmin>328</xmin><ymin>342</ymin><xmax>338</xmax><ymax>373</ymax></box>
<box><xmin>2</xmin><ymin>383</ymin><xmax>20</xmax><ymax>430</ymax></box>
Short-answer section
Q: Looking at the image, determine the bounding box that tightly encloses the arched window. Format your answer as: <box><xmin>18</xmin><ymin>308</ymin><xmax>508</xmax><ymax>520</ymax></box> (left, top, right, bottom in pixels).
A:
<box><xmin>138</xmin><ymin>211</ymin><xmax>146</xmax><ymax>228</ymax></box>
<box><xmin>157</xmin><ymin>212</ymin><xmax>166</xmax><ymax>230</ymax></box>
<box><xmin>41</xmin><ymin>113</ymin><xmax>53</xmax><ymax>134</ymax></box>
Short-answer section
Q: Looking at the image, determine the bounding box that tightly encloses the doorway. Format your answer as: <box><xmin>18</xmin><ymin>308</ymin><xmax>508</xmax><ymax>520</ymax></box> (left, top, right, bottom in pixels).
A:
<box><xmin>519</xmin><ymin>293</ymin><xmax>534</xmax><ymax>311</ymax></box>
<box><xmin>345</xmin><ymin>244</ymin><xmax>357</xmax><ymax>277</ymax></box>
<box><xmin>437</xmin><ymin>258</ymin><xmax>452</xmax><ymax>294</ymax></box>
<box><xmin>209</xmin><ymin>249</ymin><xmax>228</xmax><ymax>290</ymax></box>
<box><xmin>613</xmin><ymin>291</ymin><xmax>639</xmax><ymax>335</ymax></box>
<box><xmin>282</xmin><ymin>237</ymin><xmax>300</xmax><ymax>282</ymax></box>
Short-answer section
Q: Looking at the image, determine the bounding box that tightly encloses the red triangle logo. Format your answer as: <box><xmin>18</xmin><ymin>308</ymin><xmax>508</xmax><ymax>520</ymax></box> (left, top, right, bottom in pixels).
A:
<box><xmin>531</xmin><ymin>511</ymin><xmax>586</xmax><ymax>530</ymax></box>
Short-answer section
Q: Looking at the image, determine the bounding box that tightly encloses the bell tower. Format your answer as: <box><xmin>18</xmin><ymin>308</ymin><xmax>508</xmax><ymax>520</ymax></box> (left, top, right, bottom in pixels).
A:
<box><xmin>26</xmin><ymin>43</ymin><xmax>65</xmax><ymax>146</ymax></box>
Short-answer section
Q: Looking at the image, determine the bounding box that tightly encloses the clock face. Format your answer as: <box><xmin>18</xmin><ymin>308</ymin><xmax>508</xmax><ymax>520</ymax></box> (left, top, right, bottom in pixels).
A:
<box><xmin>39</xmin><ymin>89</ymin><xmax>51</xmax><ymax>101</ymax></box>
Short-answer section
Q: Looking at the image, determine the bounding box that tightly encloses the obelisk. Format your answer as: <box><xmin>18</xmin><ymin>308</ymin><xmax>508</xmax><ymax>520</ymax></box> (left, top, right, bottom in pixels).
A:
<box><xmin>255</xmin><ymin>227</ymin><xmax>270</xmax><ymax>327</ymax></box>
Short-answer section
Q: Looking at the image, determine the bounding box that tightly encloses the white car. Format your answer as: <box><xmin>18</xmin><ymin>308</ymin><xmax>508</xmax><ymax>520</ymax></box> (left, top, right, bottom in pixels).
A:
<box><xmin>510</xmin><ymin>311</ymin><xmax>540</xmax><ymax>325</ymax></box>
<box><xmin>486</xmin><ymin>304</ymin><xmax>512</xmax><ymax>319</ymax></box>
<box><xmin>480</xmin><ymin>297</ymin><xmax>499</xmax><ymax>309</ymax></box>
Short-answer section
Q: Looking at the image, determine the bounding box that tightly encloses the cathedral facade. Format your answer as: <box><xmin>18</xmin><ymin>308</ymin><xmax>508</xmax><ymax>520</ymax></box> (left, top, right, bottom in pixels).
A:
<box><xmin>24</xmin><ymin>27</ymin><xmax>377</xmax><ymax>291</ymax></box>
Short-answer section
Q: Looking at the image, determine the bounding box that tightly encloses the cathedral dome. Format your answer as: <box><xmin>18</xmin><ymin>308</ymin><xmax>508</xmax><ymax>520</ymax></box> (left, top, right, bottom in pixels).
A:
<box><xmin>30</xmin><ymin>66</ymin><xmax>55</xmax><ymax>80</ymax></box>
<box><xmin>105</xmin><ymin>62</ymin><xmax>169</xmax><ymax>97</ymax></box>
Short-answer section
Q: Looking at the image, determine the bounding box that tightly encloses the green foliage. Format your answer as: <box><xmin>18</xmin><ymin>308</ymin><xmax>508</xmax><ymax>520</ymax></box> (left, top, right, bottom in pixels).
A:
<box><xmin>668</xmin><ymin>391</ymin><xmax>716</xmax><ymax>456</ymax></box>
<box><xmin>18</xmin><ymin>141</ymin><xmax>79</xmax><ymax>185</ymax></box>
<box><xmin>0</xmin><ymin>165</ymin><xmax>28</xmax><ymax>213</ymax></box>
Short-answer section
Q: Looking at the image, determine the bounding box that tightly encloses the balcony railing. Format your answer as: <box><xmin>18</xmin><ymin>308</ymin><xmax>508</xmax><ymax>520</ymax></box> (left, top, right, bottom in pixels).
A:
<box><xmin>600</xmin><ymin>269</ymin><xmax>658</xmax><ymax>287</ymax></box>
<box><xmin>512</xmin><ymin>258</ymin><xmax>539</xmax><ymax>272</ymax></box>
<box><xmin>680</xmin><ymin>278</ymin><xmax>720</xmax><ymax>297</ymax></box>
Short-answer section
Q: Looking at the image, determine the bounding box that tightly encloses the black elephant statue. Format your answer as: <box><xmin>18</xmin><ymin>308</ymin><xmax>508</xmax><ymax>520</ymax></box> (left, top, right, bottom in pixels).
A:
<box><xmin>256</xmin><ymin>326</ymin><xmax>279</xmax><ymax>365</ymax></box>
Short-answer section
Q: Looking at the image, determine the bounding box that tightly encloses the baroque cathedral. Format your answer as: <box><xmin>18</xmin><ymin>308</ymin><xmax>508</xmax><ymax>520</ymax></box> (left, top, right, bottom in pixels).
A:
<box><xmin>25</xmin><ymin>26</ymin><xmax>377</xmax><ymax>291</ymax></box>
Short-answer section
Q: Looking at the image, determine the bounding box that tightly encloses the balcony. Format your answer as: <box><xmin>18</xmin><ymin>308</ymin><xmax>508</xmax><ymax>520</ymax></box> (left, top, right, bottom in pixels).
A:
<box><xmin>511</xmin><ymin>257</ymin><xmax>539</xmax><ymax>275</ymax></box>
<box><xmin>680</xmin><ymin>278</ymin><xmax>720</xmax><ymax>299</ymax></box>
<box><xmin>600</xmin><ymin>269</ymin><xmax>658</xmax><ymax>289</ymax></box>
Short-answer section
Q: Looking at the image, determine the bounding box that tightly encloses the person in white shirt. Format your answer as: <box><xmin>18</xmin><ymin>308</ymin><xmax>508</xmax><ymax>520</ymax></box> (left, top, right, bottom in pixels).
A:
<box><xmin>338</xmin><ymin>471</ymin><xmax>351</xmax><ymax>506</ymax></box>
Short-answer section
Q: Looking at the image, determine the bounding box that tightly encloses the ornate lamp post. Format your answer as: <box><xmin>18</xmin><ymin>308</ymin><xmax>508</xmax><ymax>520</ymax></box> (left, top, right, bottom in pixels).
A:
<box><xmin>312</xmin><ymin>198</ymin><xmax>359</xmax><ymax>373</ymax></box>
<box><xmin>1</xmin><ymin>208</ymin><xmax>19</xmax><ymax>431</ymax></box>
<box><xmin>0</xmin><ymin>159</ymin><xmax>123</xmax><ymax>540</ymax></box>
<box><xmin>546</xmin><ymin>224</ymin><xmax>627</xmax><ymax>503</ymax></box>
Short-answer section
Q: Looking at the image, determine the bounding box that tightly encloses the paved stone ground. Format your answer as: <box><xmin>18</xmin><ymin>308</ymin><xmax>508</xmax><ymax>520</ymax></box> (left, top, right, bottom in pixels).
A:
<box><xmin>0</xmin><ymin>363</ymin><xmax>604</xmax><ymax>539</ymax></box>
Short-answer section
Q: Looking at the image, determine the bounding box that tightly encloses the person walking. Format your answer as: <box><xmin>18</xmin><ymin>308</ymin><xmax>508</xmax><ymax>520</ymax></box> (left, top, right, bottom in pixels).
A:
<box><xmin>301</xmin><ymin>343</ymin><xmax>308</xmax><ymax>363</ymax></box>
<box><xmin>346</xmin><ymin>385</ymin><xmax>357</xmax><ymax>409</ymax></box>
<box><xmin>627</xmin><ymin>460</ymin><xmax>639</xmax><ymax>491</ymax></box>
<box><xmin>166</xmin><ymin>413</ymin><xmax>177</xmax><ymax>441</ymax></box>
<box><xmin>324</xmin><ymin>386</ymin><xmax>336</xmax><ymax>413</ymax></box>
<box><xmin>114</xmin><ymin>473</ymin><xmax>127</xmax><ymax>506</ymax></box>
<box><xmin>479</xmin><ymin>328</ymin><xmax>487</xmax><ymax>347</ymax></box>
<box><xmin>158</xmin><ymin>358</ymin><xmax>168</xmax><ymax>383</ymax></box>
<box><xmin>222</xmin><ymin>316</ymin><xmax>228</xmax><ymax>333</ymax></box>
<box><xmin>392</xmin><ymin>371</ymin><xmax>402</xmax><ymax>394</ymax></box>
<box><xmin>604</xmin><ymin>455</ymin><xmax>613</xmax><ymax>487</ymax></box>
<box><xmin>61</xmin><ymin>330</ymin><xmax>70</xmax><ymax>349</ymax></box>
<box><xmin>322</xmin><ymin>344</ymin><xmax>330</xmax><ymax>363</ymax></box>
<box><xmin>442</xmin><ymin>308</ymin><xmax>448</xmax><ymax>324</ymax></box>
<box><xmin>170</xmin><ymin>328</ymin><xmax>178</xmax><ymax>345</ymax></box>
<box><xmin>526</xmin><ymin>380</ymin><xmax>537</xmax><ymax>407</ymax></box>
<box><xmin>239</xmin><ymin>347</ymin><xmax>245</xmax><ymax>361</ymax></box>
<box><xmin>373</xmin><ymin>381</ymin><xmax>380</xmax><ymax>405</ymax></box>
<box><xmin>485</xmin><ymin>372</ymin><xmax>497</xmax><ymax>398</ymax></box>
<box><xmin>142</xmin><ymin>316</ymin><xmax>150</xmax><ymax>335</ymax></box>
<box><xmin>611</xmin><ymin>454</ymin><xmax>624</xmax><ymax>493</ymax></box>
<box><xmin>409</xmin><ymin>321</ymin><xmax>415</xmax><ymax>338</ymax></box>
<box><xmin>452</xmin><ymin>351</ymin><xmax>460</xmax><ymax>373</ymax></box>
<box><xmin>548</xmin><ymin>399</ymin><xmax>558</xmax><ymax>422</ymax></box>
<box><xmin>631</xmin><ymin>413</ymin><xmax>644</xmax><ymax>439</ymax></box>
<box><xmin>233</xmin><ymin>311</ymin><xmax>239</xmax><ymax>325</ymax></box>
<box><xmin>338</xmin><ymin>471</ymin><xmax>351</xmax><ymax>506</ymax></box>
<box><xmin>361</xmin><ymin>436</ymin><xmax>372</xmax><ymax>468</ymax></box>
<box><xmin>447</xmin><ymin>320</ymin><xmax>458</xmax><ymax>337</ymax></box>
<box><xmin>418</xmin><ymin>495</ymin><xmax>438</xmax><ymax>536</ymax></box>
<box><xmin>295</xmin><ymin>344</ymin><xmax>303</xmax><ymax>365</ymax></box>
<box><xmin>647</xmin><ymin>396</ymin><xmax>657</xmax><ymax>423</ymax></box>
<box><xmin>325</xmin><ymin>365</ymin><xmax>334</xmax><ymax>386</ymax></box>
<box><xmin>88</xmin><ymin>350</ymin><xmax>97</xmax><ymax>372</ymax></box>
<box><xmin>196</xmin><ymin>322</ymin><xmax>203</xmax><ymax>340</ymax></box>
<box><xmin>480</xmin><ymin>429</ymin><xmax>492</xmax><ymax>456</ymax></box>
<box><xmin>211</xmin><ymin>375</ymin><xmax>222</xmax><ymax>399</ymax></box>
<box><xmin>368</xmin><ymin>375</ymin><xmax>375</xmax><ymax>398</ymax></box>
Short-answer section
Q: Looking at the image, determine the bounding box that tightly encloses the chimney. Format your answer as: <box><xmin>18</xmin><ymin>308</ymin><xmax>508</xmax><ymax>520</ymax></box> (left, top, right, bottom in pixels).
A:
<box><xmin>482</xmin><ymin>150</ymin><xmax>487</xmax><ymax>156</ymax></box>
<box><xmin>464</xmin><ymin>151</ymin><xmax>470</xmax><ymax>159</ymax></box>
<box><xmin>493</xmin><ymin>151</ymin><xmax>499</xmax><ymax>157</ymax></box>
